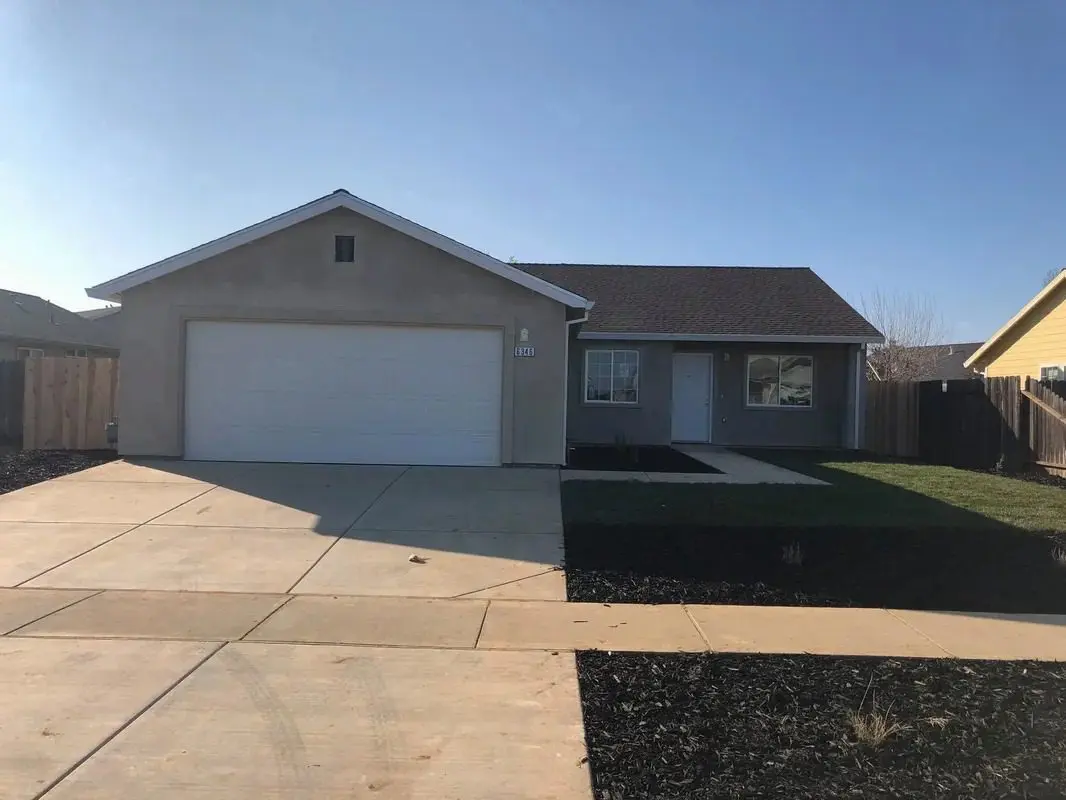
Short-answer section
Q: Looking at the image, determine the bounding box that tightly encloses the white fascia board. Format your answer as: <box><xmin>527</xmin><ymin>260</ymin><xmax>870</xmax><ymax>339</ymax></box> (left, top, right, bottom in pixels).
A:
<box><xmin>964</xmin><ymin>268</ymin><xmax>1066</xmax><ymax>369</ymax></box>
<box><xmin>86</xmin><ymin>190</ymin><xmax>591</xmax><ymax>309</ymax></box>
<box><xmin>577</xmin><ymin>331</ymin><xmax>886</xmax><ymax>344</ymax></box>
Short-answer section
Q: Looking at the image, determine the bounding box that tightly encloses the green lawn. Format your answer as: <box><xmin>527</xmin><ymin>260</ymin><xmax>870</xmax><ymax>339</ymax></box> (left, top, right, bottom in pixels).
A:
<box><xmin>562</xmin><ymin>452</ymin><xmax>1066</xmax><ymax>530</ymax></box>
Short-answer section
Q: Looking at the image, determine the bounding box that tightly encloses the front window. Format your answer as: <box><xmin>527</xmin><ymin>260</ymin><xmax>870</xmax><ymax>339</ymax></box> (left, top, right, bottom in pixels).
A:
<box><xmin>16</xmin><ymin>347</ymin><xmax>43</xmax><ymax>360</ymax></box>
<box><xmin>1040</xmin><ymin>365</ymin><xmax>1065</xmax><ymax>382</ymax></box>
<box><xmin>585</xmin><ymin>349</ymin><xmax>639</xmax><ymax>404</ymax></box>
<box><xmin>747</xmin><ymin>355</ymin><xmax>814</xmax><ymax>407</ymax></box>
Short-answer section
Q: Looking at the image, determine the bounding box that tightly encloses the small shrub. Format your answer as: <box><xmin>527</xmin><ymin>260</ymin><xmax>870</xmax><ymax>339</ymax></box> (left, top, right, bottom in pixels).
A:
<box><xmin>921</xmin><ymin>715</ymin><xmax>951</xmax><ymax>730</ymax></box>
<box><xmin>848</xmin><ymin>706</ymin><xmax>908</xmax><ymax>747</ymax></box>
<box><xmin>781</xmin><ymin>542</ymin><xmax>804</xmax><ymax>567</ymax></box>
<box><xmin>1052</xmin><ymin>545</ymin><xmax>1066</xmax><ymax>567</ymax></box>
<box><xmin>848</xmin><ymin>675</ymin><xmax>909</xmax><ymax>747</ymax></box>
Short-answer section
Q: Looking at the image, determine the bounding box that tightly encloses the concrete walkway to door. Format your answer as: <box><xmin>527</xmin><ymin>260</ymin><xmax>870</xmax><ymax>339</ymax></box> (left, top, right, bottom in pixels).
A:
<box><xmin>560</xmin><ymin>446</ymin><xmax>827</xmax><ymax>484</ymax></box>
<box><xmin>0</xmin><ymin>460</ymin><xmax>566</xmax><ymax>600</ymax></box>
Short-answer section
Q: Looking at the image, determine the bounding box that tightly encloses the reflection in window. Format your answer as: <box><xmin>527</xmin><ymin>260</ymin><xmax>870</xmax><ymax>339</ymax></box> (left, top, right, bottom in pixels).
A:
<box><xmin>585</xmin><ymin>350</ymin><xmax>639</xmax><ymax>404</ymax></box>
<box><xmin>1040</xmin><ymin>365</ymin><xmax>1065</xmax><ymax>382</ymax></box>
<box><xmin>747</xmin><ymin>355</ymin><xmax>813</xmax><ymax>407</ymax></box>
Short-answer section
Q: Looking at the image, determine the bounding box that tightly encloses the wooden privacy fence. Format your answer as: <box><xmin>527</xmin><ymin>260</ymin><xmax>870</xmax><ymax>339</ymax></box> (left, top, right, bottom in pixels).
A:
<box><xmin>918</xmin><ymin>377</ymin><xmax>1023</xmax><ymax>471</ymax></box>
<box><xmin>23</xmin><ymin>357</ymin><xmax>119</xmax><ymax>450</ymax></box>
<box><xmin>0</xmin><ymin>361</ymin><xmax>24</xmax><ymax>445</ymax></box>
<box><xmin>1024</xmin><ymin>379</ymin><xmax>1066</xmax><ymax>473</ymax></box>
<box><xmin>865</xmin><ymin>380</ymin><xmax>919</xmax><ymax>458</ymax></box>
<box><xmin>866</xmin><ymin>376</ymin><xmax>1065</xmax><ymax>473</ymax></box>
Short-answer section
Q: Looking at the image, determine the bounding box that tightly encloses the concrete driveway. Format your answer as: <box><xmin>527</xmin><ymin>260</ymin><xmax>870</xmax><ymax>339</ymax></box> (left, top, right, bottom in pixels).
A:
<box><xmin>0</xmin><ymin>460</ymin><xmax>588</xmax><ymax>799</ymax></box>
<box><xmin>1</xmin><ymin>460</ymin><xmax>565</xmax><ymax>599</ymax></box>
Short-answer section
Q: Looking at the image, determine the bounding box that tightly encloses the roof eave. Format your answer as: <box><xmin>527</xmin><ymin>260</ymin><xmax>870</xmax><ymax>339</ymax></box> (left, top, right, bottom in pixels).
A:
<box><xmin>577</xmin><ymin>332</ymin><xmax>885</xmax><ymax>344</ymax></box>
<box><xmin>964</xmin><ymin>269</ymin><xmax>1066</xmax><ymax>369</ymax></box>
<box><xmin>86</xmin><ymin>191</ymin><xmax>590</xmax><ymax>309</ymax></box>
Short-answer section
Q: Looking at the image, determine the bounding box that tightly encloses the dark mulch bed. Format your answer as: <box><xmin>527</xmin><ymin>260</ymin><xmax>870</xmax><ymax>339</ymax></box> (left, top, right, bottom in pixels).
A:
<box><xmin>985</xmin><ymin>467</ymin><xmax>1066</xmax><ymax>491</ymax></box>
<box><xmin>578</xmin><ymin>651</ymin><xmax>1066</xmax><ymax>800</ymax></box>
<box><xmin>0</xmin><ymin>449</ymin><xmax>118</xmax><ymax>495</ymax></box>
<box><xmin>565</xmin><ymin>524</ymin><xmax>1066</xmax><ymax>612</ymax></box>
<box><xmin>565</xmin><ymin>445</ymin><xmax>721</xmax><ymax>474</ymax></box>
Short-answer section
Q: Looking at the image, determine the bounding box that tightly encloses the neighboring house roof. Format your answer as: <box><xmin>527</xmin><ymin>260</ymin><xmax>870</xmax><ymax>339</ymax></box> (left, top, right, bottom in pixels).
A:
<box><xmin>965</xmin><ymin>269</ymin><xmax>1066</xmax><ymax>369</ymax></box>
<box><xmin>77</xmin><ymin>306</ymin><xmax>122</xmax><ymax>346</ymax></box>
<box><xmin>85</xmin><ymin>190</ymin><xmax>591</xmax><ymax>309</ymax></box>
<box><xmin>77</xmin><ymin>306</ymin><xmax>120</xmax><ymax>321</ymax></box>
<box><xmin>884</xmin><ymin>342</ymin><xmax>983</xmax><ymax>380</ymax></box>
<box><xmin>0</xmin><ymin>290</ymin><xmax>117</xmax><ymax>349</ymax></box>
<box><xmin>517</xmin><ymin>264</ymin><xmax>883</xmax><ymax>342</ymax></box>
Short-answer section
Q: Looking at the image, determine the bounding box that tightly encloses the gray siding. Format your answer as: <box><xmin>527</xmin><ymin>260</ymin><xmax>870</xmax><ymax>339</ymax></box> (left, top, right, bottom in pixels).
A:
<box><xmin>567</xmin><ymin>338</ymin><xmax>855</xmax><ymax>449</ymax></box>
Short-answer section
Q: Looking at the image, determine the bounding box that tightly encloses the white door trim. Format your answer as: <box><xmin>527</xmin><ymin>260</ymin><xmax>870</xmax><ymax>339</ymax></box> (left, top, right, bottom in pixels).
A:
<box><xmin>670</xmin><ymin>352</ymin><xmax>714</xmax><ymax>443</ymax></box>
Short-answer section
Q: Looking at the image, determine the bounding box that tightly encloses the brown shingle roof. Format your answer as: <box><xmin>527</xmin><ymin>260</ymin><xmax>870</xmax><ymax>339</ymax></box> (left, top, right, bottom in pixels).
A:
<box><xmin>518</xmin><ymin>264</ymin><xmax>882</xmax><ymax>339</ymax></box>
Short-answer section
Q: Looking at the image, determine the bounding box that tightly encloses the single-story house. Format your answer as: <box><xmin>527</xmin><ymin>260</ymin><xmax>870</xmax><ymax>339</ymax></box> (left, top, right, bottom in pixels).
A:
<box><xmin>867</xmin><ymin>341</ymin><xmax>983</xmax><ymax>382</ymax></box>
<box><xmin>965</xmin><ymin>269</ymin><xmax>1066</xmax><ymax>382</ymax></box>
<box><xmin>77</xmin><ymin>305</ymin><xmax>123</xmax><ymax>349</ymax></box>
<box><xmin>86</xmin><ymin>190</ymin><xmax>883</xmax><ymax>467</ymax></box>
<box><xmin>0</xmin><ymin>290</ymin><xmax>119</xmax><ymax>360</ymax></box>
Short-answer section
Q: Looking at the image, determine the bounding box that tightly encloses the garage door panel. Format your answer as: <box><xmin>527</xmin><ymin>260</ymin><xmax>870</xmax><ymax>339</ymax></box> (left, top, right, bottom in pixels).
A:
<box><xmin>184</xmin><ymin>322</ymin><xmax>503</xmax><ymax>465</ymax></box>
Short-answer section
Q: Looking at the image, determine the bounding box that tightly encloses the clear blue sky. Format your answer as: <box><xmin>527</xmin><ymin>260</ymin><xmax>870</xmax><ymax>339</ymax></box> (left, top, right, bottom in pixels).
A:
<box><xmin>2</xmin><ymin>0</ymin><xmax>1063</xmax><ymax>340</ymax></box>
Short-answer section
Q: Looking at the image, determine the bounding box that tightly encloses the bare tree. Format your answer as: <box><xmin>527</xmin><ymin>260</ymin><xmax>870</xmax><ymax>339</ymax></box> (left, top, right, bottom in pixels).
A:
<box><xmin>861</xmin><ymin>289</ymin><xmax>951</xmax><ymax>381</ymax></box>
<box><xmin>1045</xmin><ymin>267</ymin><xmax>1064</xmax><ymax>286</ymax></box>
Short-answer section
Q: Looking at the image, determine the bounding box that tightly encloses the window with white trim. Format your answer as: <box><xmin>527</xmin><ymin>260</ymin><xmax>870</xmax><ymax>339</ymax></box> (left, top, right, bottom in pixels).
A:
<box><xmin>1040</xmin><ymin>365</ymin><xmax>1065</xmax><ymax>382</ymax></box>
<box><xmin>585</xmin><ymin>349</ymin><xmax>639</xmax><ymax>404</ymax></box>
<box><xmin>16</xmin><ymin>347</ymin><xmax>43</xmax><ymax>360</ymax></box>
<box><xmin>747</xmin><ymin>355</ymin><xmax>814</xmax><ymax>407</ymax></box>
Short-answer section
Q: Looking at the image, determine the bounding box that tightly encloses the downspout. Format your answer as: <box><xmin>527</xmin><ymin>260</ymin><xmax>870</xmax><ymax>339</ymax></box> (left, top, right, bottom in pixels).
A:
<box><xmin>562</xmin><ymin>306</ymin><xmax>592</xmax><ymax>465</ymax></box>
<box><xmin>853</xmin><ymin>345</ymin><xmax>863</xmax><ymax>449</ymax></box>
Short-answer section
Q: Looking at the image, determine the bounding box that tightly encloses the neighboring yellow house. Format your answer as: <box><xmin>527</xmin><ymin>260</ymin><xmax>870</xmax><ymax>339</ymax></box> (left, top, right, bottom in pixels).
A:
<box><xmin>965</xmin><ymin>269</ymin><xmax>1066</xmax><ymax>381</ymax></box>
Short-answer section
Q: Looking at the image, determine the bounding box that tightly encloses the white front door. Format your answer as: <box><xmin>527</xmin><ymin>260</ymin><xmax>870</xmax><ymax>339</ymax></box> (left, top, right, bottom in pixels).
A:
<box><xmin>671</xmin><ymin>353</ymin><xmax>713</xmax><ymax>442</ymax></box>
<box><xmin>183</xmin><ymin>321</ymin><xmax>503</xmax><ymax>466</ymax></box>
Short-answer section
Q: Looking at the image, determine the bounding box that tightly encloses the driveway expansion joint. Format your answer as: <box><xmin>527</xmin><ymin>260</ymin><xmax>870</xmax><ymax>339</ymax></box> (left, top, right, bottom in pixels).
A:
<box><xmin>884</xmin><ymin>608</ymin><xmax>958</xmax><ymax>657</ymax></box>
<box><xmin>12</xmin><ymin>482</ymin><xmax>219</xmax><ymax>586</ymax></box>
<box><xmin>681</xmin><ymin>604</ymin><xmax>713</xmax><ymax>651</ymax></box>
<box><xmin>2</xmin><ymin>589</ymin><xmax>105</xmax><ymax>636</ymax></box>
<box><xmin>285</xmin><ymin>466</ymin><xmax>411</xmax><ymax>594</ymax></box>
<box><xmin>27</xmin><ymin>640</ymin><xmax>226</xmax><ymax>800</ymax></box>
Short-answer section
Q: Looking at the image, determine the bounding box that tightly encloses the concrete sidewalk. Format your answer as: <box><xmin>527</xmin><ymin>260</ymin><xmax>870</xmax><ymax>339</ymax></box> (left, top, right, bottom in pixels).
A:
<box><xmin>5</xmin><ymin>588</ymin><xmax>1066</xmax><ymax>800</ymax></box>
<box><xmin>6</xmin><ymin>587</ymin><xmax>1066</xmax><ymax>661</ymax></box>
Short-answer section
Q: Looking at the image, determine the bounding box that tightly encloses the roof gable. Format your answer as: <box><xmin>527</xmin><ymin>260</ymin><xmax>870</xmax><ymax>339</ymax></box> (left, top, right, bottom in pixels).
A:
<box><xmin>518</xmin><ymin>264</ymin><xmax>883</xmax><ymax>342</ymax></box>
<box><xmin>965</xmin><ymin>269</ymin><xmax>1066</xmax><ymax>369</ymax></box>
<box><xmin>86</xmin><ymin>191</ymin><xmax>591</xmax><ymax>308</ymax></box>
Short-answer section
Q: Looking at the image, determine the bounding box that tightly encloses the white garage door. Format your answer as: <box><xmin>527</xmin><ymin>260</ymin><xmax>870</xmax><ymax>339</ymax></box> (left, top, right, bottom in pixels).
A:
<box><xmin>184</xmin><ymin>321</ymin><xmax>503</xmax><ymax>466</ymax></box>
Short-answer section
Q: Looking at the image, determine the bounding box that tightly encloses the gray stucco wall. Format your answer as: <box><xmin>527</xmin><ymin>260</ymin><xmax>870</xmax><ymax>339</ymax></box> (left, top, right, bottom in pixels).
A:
<box><xmin>566</xmin><ymin>337</ymin><xmax>674</xmax><ymax>445</ymax></box>
<box><xmin>118</xmin><ymin>207</ymin><xmax>568</xmax><ymax>465</ymax></box>
<box><xmin>710</xmin><ymin>343</ymin><xmax>849</xmax><ymax>448</ymax></box>
<box><xmin>566</xmin><ymin>338</ymin><xmax>854</xmax><ymax>449</ymax></box>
